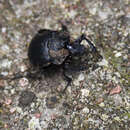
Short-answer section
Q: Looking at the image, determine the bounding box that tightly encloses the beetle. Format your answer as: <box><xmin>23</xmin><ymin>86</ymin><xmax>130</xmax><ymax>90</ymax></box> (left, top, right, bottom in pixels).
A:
<box><xmin>0</xmin><ymin>24</ymin><xmax>99</xmax><ymax>92</ymax></box>
<box><xmin>28</xmin><ymin>24</ymin><xmax>97</xmax><ymax>92</ymax></box>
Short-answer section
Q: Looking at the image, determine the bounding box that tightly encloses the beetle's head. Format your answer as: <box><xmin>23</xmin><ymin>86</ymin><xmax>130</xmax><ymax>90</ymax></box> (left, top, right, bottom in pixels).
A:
<box><xmin>67</xmin><ymin>43</ymin><xmax>85</xmax><ymax>55</ymax></box>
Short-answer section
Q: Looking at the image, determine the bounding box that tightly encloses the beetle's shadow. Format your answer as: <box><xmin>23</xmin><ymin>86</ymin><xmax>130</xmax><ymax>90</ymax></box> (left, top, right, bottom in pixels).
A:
<box><xmin>41</xmin><ymin>49</ymin><xmax>102</xmax><ymax>80</ymax></box>
<box><xmin>30</xmin><ymin>49</ymin><xmax>102</xmax><ymax>93</ymax></box>
<box><xmin>42</xmin><ymin>64</ymin><xmax>63</xmax><ymax>78</ymax></box>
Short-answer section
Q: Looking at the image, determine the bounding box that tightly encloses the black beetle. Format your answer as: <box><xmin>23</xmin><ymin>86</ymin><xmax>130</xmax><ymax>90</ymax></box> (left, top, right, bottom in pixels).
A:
<box><xmin>28</xmin><ymin>24</ymin><xmax>97</xmax><ymax>92</ymax></box>
<box><xmin>0</xmin><ymin>24</ymin><xmax>99</xmax><ymax>92</ymax></box>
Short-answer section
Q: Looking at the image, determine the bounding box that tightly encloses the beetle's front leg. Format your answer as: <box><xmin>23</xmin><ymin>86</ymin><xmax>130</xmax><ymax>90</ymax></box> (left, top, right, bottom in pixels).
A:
<box><xmin>75</xmin><ymin>34</ymin><xmax>97</xmax><ymax>52</ymax></box>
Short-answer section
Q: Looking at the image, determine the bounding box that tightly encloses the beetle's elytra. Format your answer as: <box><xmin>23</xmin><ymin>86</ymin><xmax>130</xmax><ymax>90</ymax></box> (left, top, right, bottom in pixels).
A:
<box><xmin>28</xmin><ymin>25</ymin><xmax>96</xmax><ymax>68</ymax></box>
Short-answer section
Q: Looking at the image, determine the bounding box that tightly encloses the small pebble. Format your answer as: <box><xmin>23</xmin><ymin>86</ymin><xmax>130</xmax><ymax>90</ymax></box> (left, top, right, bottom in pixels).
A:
<box><xmin>73</xmin><ymin>73</ymin><xmax>85</xmax><ymax>86</ymax></box>
<box><xmin>68</xmin><ymin>10</ymin><xmax>77</xmax><ymax>18</ymax></box>
<box><xmin>2</xmin><ymin>27</ymin><xmax>6</xmax><ymax>33</ymax></box>
<box><xmin>4</xmin><ymin>124</ymin><xmax>8</xmax><ymax>128</ymax></box>
<box><xmin>78</xmin><ymin>73</ymin><xmax>85</xmax><ymax>81</ymax></box>
<box><xmin>96</xmin><ymin>98</ymin><xmax>104</xmax><ymax>104</ymax></box>
<box><xmin>19</xmin><ymin>78</ymin><xmax>29</xmax><ymax>87</ymax></box>
<box><xmin>0</xmin><ymin>59</ymin><xmax>12</xmax><ymax>68</ymax></box>
<box><xmin>28</xmin><ymin>117</ymin><xmax>41</xmax><ymax>130</ymax></box>
<box><xmin>98</xmin><ymin>59</ymin><xmax>108</xmax><ymax>67</ymax></box>
<box><xmin>101</xmin><ymin>114</ymin><xmax>109</xmax><ymax>121</ymax></box>
<box><xmin>1</xmin><ymin>71</ymin><xmax>8</xmax><ymax>76</ymax></box>
<box><xmin>0</xmin><ymin>80</ymin><xmax>5</xmax><ymax>87</ymax></box>
<box><xmin>82</xmin><ymin>107</ymin><xmax>90</xmax><ymax>113</ymax></box>
<box><xmin>114</xmin><ymin>72</ymin><xmax>121</xmax><ymax>78</ymax></box>
<box><xmin>16</xmin><ymin>107</ymin><xmax>23</xmax><ymax>113</ymax></box>
<box><xmin>113</xmin><ymin>94</ymin><xmax>123</xmax><ymax>106</ymax></box>
<box><xmin>34</xmin><ymin>113</ymin><xmax>41</xmax><ymax>119</ymax></box>
<box><xmin>73</xmin><ymin>79</ymin><xmax>80</xmax><ymax>86</ymax></box>
<box><xmin>110</xmin><ymin>85</ymin><xmax>122</xmax><ymax>95</ymax></box>
<box><xmin>114</xmin><ymin>116</ymin><xmax>121</xmax><ymax>121</ymax></box>
<box><xmin>90</xmin><ymin>7</ymin><xmax>97</xmax><ymax>15</ymax></box>
<box><xmin>10</xmin><ymin>107</ymin><xmax>16</xmax><ymax>114</ymax></box>
<box><xmin>10</xmin><ymin>89</ymin><xmax>15</xmax><ymax>94</ymax></box>
<box><xmin>98</xmin><ymin>11</ymin><xmax>109</xmax><ymax>20</ymax></box>
<box><xmin>19</xmin><ymin>91</ymin><xmax>36</xmax><ymax>107</ymax></box>
<box><xmin>20</xmin><ymin>64</ymin><xmax>27</xmax><ymax>72</ymax></box>
<box><xmin>81</xmin><ymin>89</ymin><xmax>90</xmax><ymax>97</ymax></box>
<box><xmin>5</xmin><ymin>99</ymin><xmax>12</xmax><ymax>105</ymax></box>
<box><xmin>99</xmin><ymin>102</ymin><xmax>105</xmax><ymax>107</ymax></box>
<box><xmin>1</xmin><ymin>45</ymin><xmax>10</xmax><ymax>52</ymax></box>
<box><xmin>115</xmin><ymin>52</ymin><xmax>122</xmax><ymax>57</ymax></box>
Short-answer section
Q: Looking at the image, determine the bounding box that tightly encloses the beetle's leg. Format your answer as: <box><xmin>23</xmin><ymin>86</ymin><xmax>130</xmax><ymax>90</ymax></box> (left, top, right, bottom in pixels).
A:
<box><xmin>61</xmin><ymin>24</ymin><xmax>68</xmax><ymax>32</ymax></box>
<box><xmin>0</xmin><ymin>72</ymin><xmax>28</xmax><ymax>81</ymax></box>
<box><xmin>58</xmin><ymin>20</ymin><xmax>69</xmax><ymax>32</ymax></box>
<box><xmin>62</xmin><ymin>63</ymin><xmax>72</xmax><ymax>93</ymax></box>
<box><xmin>62</xmin><ymin>72</ymin><xmax>72</xmax><ymax>93</ymax></box>
<box><xmin>0</xmin><ymin>70</ymin><xmax>42</xmax><ymax>81</ymax></box>
<box><xmin>74</xmin><ymin>34</ymin><xmax>97</xmax><ymax>52</ymax></box>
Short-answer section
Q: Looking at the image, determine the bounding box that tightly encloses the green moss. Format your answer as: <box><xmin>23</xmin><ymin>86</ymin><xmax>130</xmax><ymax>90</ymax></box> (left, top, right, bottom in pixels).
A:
<box><xmin>103</xmin><ymin>47</ymin><xmax>129</xmax><ymax>86</ymax></box>
<box><xmin>0</xmin><ymin>120</ymin><xmax>4</xmax><ymax>127</ymax></box>
<box><xmin>122</xmin><ymin>113</ymin><xmax>130</xmax><ymax>119</ymax></box>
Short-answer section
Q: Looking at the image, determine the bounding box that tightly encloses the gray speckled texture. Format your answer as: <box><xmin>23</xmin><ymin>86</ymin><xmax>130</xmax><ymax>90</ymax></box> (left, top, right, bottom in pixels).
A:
<box><xmin>0</xmin><ymin>0</ymin><xmax>129</xmax><ymax>129</ymax></box>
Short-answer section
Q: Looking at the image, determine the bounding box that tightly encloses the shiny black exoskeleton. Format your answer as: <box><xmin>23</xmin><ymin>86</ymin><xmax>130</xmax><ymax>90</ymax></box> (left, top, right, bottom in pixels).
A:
<box><xmin>28</xmin><ymin>25</ymin><xmax>97</xmax><ymax>92</ymax></box>
<box><xmin>28</xmin><ymin>25</ymin><xmax>96</xmax><ymax>67</ymax></box>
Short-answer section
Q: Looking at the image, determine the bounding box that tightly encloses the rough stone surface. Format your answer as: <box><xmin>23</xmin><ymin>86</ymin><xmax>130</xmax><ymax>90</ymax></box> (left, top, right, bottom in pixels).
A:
<box><xmin>0</xmin><ymin>0</ymin><xmax>129</xmax><ymax>129</ymax></box>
